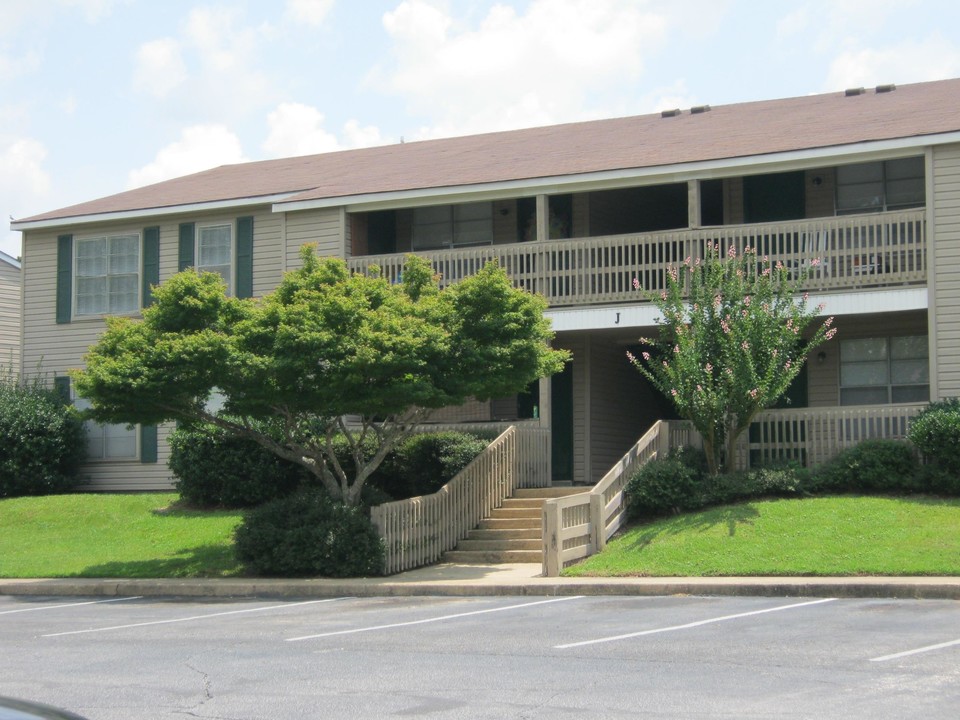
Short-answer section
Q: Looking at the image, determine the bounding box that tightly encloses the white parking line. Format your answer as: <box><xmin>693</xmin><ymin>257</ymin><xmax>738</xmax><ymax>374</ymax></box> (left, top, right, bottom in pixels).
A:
<box><xmin>42</xmin><ymin>598</ymin><xmax>347</xmax><ymax>637</ymax></box>
<box><xmin>286</xmin><ymin>596</ymin><xmax>584</xmax><ymax>642</ymax></box>
<box><xmin>871</xmin><ymin>638</ymin><xmax>960</xmax><ymax>662</ymax></box>
<box><xmin>555</xmin><ymin>597</ymin><xmax>837</xmax><ymax>649</ymax></box>
<box><xmin>0</xmin><ymin>597</ymin><xmax>142</xmax><ymax>615</ymax></box>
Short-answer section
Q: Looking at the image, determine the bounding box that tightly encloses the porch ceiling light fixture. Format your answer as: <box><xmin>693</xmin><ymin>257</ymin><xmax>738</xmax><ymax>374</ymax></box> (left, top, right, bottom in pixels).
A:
<box><xmin>817</xmin><ymin>351</ymin><xmax>827</xmax><ymax>364</ymax></box>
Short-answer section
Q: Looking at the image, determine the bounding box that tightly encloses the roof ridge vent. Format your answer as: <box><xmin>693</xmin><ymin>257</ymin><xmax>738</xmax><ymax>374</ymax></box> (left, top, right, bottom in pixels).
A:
<box><xmin>875</xmin><ymin>83</ymin><xmax>897</xmax><ymax>93</ymax></box>
<box><xmin>845</xmin><ymin>87</ymin><xmax>866</xmax><ymax>97</ymax></box>
<box><xmin>690</xmin><ymin>104</ymin><xmax>711</xmax><ymax>114</ymax></box>
<box><xmin>661</xmin><ymin>108</ymin><xmax>681</xmax><ymax>118</ymax></box>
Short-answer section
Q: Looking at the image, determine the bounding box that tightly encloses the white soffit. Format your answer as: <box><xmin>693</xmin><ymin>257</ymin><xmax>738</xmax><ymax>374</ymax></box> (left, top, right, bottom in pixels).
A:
<box><xmin>546</xmin><ymin>288</ymin><xmax>928</xmax><ymax>333</ymax></box>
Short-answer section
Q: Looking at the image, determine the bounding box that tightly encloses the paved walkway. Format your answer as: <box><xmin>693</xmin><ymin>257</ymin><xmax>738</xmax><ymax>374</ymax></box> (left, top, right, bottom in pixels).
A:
<box><xmin>3</xmin><ymin>564</ymin><xmax>959</xmax><ymax>600</ymax></box>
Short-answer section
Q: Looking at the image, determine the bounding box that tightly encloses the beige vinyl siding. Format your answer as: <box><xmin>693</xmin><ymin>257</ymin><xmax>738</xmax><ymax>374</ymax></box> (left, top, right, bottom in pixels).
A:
<box><xmin>805</xmin><ymin>168</ymin><xmax>836</xmax><ymax>218</ymax></box>
<box><xmin>587</xmin><ymin>340</ymin><xmax>652</xmax><ymax>483</ymax></box>
<box><xmin>723</xmin><ymin>177</ymin><xmax>745</xmax><ymax>224</ymax></box>
<box><xmin>0</xmin><ymin>261</ymin><xmax>20</xmax><ymax>372</ymax></box>
<box><xmin>932</xmin><ymin>143</ymin><xmax>960</xmax><ymax>398</ymax></box>
<box><xmin>284</xmin><ymin>207</ymin><xmax>345</xmax><ymax>270</ymax></box>
<box><xmin>806</xmin><ymin>310</ymin><xmax>929</xmax><ymax>407</ymax></box>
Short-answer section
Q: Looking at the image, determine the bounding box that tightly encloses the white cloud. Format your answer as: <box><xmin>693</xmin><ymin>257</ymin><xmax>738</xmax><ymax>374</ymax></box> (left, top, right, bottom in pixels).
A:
<box><xmin>377</xmin><ymin>0</ymin><xmax>669</xmax><ymax>139</ymax></box>
<box><xmin>0</xmin><ymin>138</ymin><xmax>50</xmax><ymax>197</ymax></box>
<box><xmin>285</xmin><ymin>0</ymin><xmax>334</xmax><ymax>27</ymax></box>
<box><xmin>776</xmin><ymin>6</ymin><xmax>810</xmax><ymax>39</ymax></box>
<box><xmin>59</xmin><ymin>0</ymin><xmax>129</xmax><ymax>23</ymax></box>
<box><xmin>133</xmin><ymin>38</ymin><xmax>186</xmax><ymax>98</ymax></box>
<box><xmin>263</xmin><ymin>102</ymin><xmax>386</xmax><ymax>157</ymax></box>
<box><xmin>127</xmin><ymin>125</ymin><xmax>247</xmax><ymax>189</ymax></box>
<box><xmin>824</xmin><ymin>34</ymin><xmax>960</xmax><ymax>91</ymax></box>
<box><xmin>132</xmin><ymin>6</ymin><xmax>275</xmax><ymax>119</ymax></box>
<box><xmin>263</xmin><ymin>103</ymin><xmax>341</xmax><ymax>157</ymax></box>
<box><xmin>1</xmin><ymin>137</ymin><xmax>49</xmax><ymax>256</ymax></box>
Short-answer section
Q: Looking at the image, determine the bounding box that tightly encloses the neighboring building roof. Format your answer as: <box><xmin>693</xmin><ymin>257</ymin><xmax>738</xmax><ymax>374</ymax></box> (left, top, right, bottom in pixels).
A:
<box><xmin>0</xmin><ymin>251</ymin><xmax>20</xmax><ymax>270</ymax></box>
<box><xmin>14</xmin><ymin>77</ymin><xmax>960</xmax><ymax>227</ymax></box>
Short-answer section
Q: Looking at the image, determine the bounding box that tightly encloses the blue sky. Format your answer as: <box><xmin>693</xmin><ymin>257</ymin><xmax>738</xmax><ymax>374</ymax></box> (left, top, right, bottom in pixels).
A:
<box><xmin>3</xmin><ymin>0</ymin><xmax>960</xmax><ymax>257</ymax></box>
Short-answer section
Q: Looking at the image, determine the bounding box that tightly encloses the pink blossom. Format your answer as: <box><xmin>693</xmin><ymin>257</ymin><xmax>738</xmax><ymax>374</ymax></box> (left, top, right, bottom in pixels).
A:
<box><xmin>713</xmin><ymin>294</ymin><xmax>722</xmax><ymax>309</ymax></box>
<box><xmin>772</xmin><ymin>349</ymin><xmax>778</xmax><ymax>358</ymax></box>
<box><xmin>632</xmin><ymin>277</ymin><xmax>640</xmax><ymax>290</ymax></box>
<box><xmin>811</xmin><ymin>258</ymin><xmax>821</xmax><ymax>267</ymax></box>
<box><xmin>744</xmin><ymin>295</ymin><xmax>751</xmax><ymax>306</ymax></box>
<box><xmin>673</xmin><ymin>345</ymin><xmax>680</xmax><ymax>354</ymax></box>
<box><xmin>705</xmin><ymin>363</ymin><xmax>713</xmax><ymax>373</ymax></box>
<box><xmin>626</xmin><ymin>351</ymin><xmax>636</xmax><ymax>363</ymax></box>
<box><xmin>817</xmin><ymin>303</ymin><xmax>826</xmax><ymax>313</ymax></box>
<box><xmin>697</xmin><ymin>384</ymin><xmax>703</xmax><ymax>392</ymax></box>
<box><xmin>741</xmin><ymin>341</ymin><xmax>750</xmax><ymax>351</ymax></box>
<box><xmin>762</xmin><ymin>267</ymin><xmax>771</xmax><ymax>276</ymax></box>
<box><xmin>660</xmin><ymin>291</ymin><xmax>668</xmax><ymax>301</ymax></box>
<box><xmin>785</xmin><ymin>360</ymin><xmax>792</xmax><ymax>370</ymax></box>
<box><xmin>727</xmin><ymin>245</ymin><xmax>737</xmax><ymax>258</ymax></box>
<box><xmin>671</xmin><ymin>389</ymin><xmax>678</xmax><ymax>397</ymax></box>
<box><xmin>824</xmin><ymin>316</ymin><xmax>834</xmax><ymax>327</ymax></box>
<box><xmin>803</xmin><ymin>292</ymin><xmax>809</xmax><ymax>302</ymax></box>
<box><xmin>749</xmin><ymin>388</ymin><xmax>759</xmax><ymax>399</ymax></box>
<box><xmin>826</xmin><ymin>328</ymin><xmax>838</xmax><ymax>340</ymax></box>
<box><xmin>642</xmin><ymin>352</ymin><xmax>651</xmax><ymax>361</ymax></box>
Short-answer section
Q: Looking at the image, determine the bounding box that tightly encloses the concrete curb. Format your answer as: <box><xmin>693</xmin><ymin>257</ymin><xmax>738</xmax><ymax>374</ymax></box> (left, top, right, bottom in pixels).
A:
<box><xmin>3</xmin><ymin>566</ymin><xmax>960</xmax><ymax>601</ymax></box>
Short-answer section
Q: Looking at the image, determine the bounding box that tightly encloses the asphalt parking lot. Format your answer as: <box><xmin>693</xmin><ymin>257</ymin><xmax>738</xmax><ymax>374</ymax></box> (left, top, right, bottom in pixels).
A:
<box><xmin>1</xmin><ymin>593</ymin><xmax>958</xmax><ymax>719</ymax></box>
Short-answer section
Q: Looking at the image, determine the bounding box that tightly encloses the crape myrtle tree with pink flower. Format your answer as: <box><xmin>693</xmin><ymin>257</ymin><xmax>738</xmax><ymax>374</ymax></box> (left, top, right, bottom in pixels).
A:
<box><xmin>629</xmin><ymin>243</ymin><xmax>836</xmax><ymax>476</ymax></box>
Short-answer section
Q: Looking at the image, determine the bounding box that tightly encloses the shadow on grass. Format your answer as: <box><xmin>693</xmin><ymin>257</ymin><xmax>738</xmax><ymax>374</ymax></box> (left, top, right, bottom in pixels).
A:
<box><xmin>624</xmin><ymin>503</ymin><xmax>761</xmax><ymax>553</ymax></box>
<box><xmin>76</xmin><ymin>544</ymin><xmax>245</xmax><ymax>579</ymax></box>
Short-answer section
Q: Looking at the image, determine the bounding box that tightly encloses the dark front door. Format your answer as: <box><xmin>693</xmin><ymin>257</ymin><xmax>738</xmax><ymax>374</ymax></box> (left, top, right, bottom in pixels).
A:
<box><xmin>551</xmin><ymin>363</ymin><xmax>574</xmax><ymax>483</ymax></box>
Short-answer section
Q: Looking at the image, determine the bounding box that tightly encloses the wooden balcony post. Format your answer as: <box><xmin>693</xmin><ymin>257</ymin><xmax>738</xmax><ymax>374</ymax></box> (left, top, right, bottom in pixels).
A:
<box><xmin>687</xmin><ymin>180</ymin><xmax>701</xmax><ymax>229</ymax></box>
<box><xmin>536</xmin><ymin>194</ymin><xmax>548</xmax><ymax>243</ymax></box>
<box><xmin>542</xmin><ymin>499</ymin><xmax>561</xmax><ymax>576</ymax></box>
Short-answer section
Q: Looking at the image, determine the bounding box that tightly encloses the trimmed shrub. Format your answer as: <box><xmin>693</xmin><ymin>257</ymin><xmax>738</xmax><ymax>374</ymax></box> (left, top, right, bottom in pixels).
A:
<box><xmin>808</xmin><ymin>439</ymin><xmax>920</xmax><ymax>494</ymax></box>
<box><xmin>908</xmin><ymin>398</ymin><xmax>960</xmax><ymax>477</ymax></box>
<box><xmin>626</xmin><ymin>456</ymin><xmax>702</xmax><ymax>519</ymax></box>
<box><xmin>703</xmin><ymin>465</ymin><xmax>807</xmax><ymax>506</ymax></box>
<box><xmin>0</xmin><ymin>375</ymin><xmax>86</xmax><ymax>498</ymax></box>
<box><xmin>169</xmin><ymin>424</ymin><xmax>310</xmax><ymax>508</ymax></box>
<box><xmin>234</xmin><ymin>490</ymin><xmax>384</xmax><ymax>577</ymax></box>
<box><xmin>377</xmin><ymin>431</ymin><xmax>488</xmax><ymax>499</ymax></box>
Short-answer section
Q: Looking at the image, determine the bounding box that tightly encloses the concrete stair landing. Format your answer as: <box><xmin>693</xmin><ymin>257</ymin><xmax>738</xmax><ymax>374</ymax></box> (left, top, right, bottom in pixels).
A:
<box><xmin>442</xmin><ymin>487</ymin><xmax>587</xmax><ymax>564</ymax></box>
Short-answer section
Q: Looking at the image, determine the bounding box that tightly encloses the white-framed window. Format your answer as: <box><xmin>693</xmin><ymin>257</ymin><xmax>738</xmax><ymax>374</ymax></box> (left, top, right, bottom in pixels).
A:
<box><xmin>412</xmin><ymin>202</ymin><xmax>493</xmax><ymax>250</ymax></box>
<box><xmin>835</xmin><ymin>156</ymin><xmax>925</xmax><ymax>214</ymax></box>
<box><xmin>73</xmin><ymin>396</ymin><xmax>138</xmax><ymax>460</ymax></box>
<box><xmin>75</xmin><ymin>232</ymin><xmax>140</xmax><ymax>316</ymax></box>
<box><xmin>197</xmin><ymin>223</ymin><xmax>234</xmax><ymax>294</ymax></box>
<box><xmin>839</xmin><ymin>335</ymin><xmax>929</xmax><ymax>405</ymax></box>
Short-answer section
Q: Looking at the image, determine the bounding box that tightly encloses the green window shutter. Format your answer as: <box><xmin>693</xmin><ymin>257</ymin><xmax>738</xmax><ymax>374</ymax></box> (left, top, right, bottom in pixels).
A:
<box><xmin>54</xmin><ymin>376</ymin><xmax>71</xmax><ymax>404</ymax></box>
<box><xmin>142</xmin><ymin>226</ymin><xmax>160</xmax><ymax>307</ymax></box>
<box><xmin>178</xmin><ymin>223</ymin><xmax>195</xmax><ymax>271</ymax></box>
<box><xmin>140</xmin><ymin>425</ymin><xmax>158</xmax><ymax>464</ymax></box>
<box><xmin>56</xmin><ymin>235</ymin><xmax>73</xmax><ymax>323</ymax></box>
<box><xmin>236</xmin><ymin>216</ymin><xmax>254</xmax><ymax>299</ymax></box>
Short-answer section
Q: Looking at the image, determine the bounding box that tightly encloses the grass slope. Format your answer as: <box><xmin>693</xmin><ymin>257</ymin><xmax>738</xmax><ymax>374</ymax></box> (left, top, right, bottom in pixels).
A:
<box><xmin>564</xmin><ymin>495</ymin><xmax>960</xmax><ymax>577</ymax></box>
<box><xmin>0</xmin><ymin>494</ymin><xmax>244</xmax><ymax>578</ymax></box>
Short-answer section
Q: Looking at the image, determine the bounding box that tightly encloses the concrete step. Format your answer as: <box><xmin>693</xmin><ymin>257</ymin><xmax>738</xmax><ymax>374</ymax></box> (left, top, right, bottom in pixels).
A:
<box><xmin>442</xmin><ymin>549</ymin><xmax>543</xmax><ymax>564</ymax></box>
<box><xmin>489</xmin><ymin>507</ymin><xmax>542</xmax><ymax>519</ymax></box>
<box><xmin>455</xmin><ymin>538</ymin><xmax>541</xmax><ymax>552</ymax></box>
<box><xmin>463</xmin><ymin>521</ymin><xmax>541</xmax><ymax>539</ymax></box>
<box><xmin>478</xmin><ymin>518</ymin><xmax>541</xmax><ymax>530</ymax></box>
<box><xmin>513</xmin><ymin>487</ymin><xmax>590</xmax><ymax>499</ymax></box>
<box><xmin>501</xmin><ymin>497</ymin><xmax>547</xmax><ymax>509</ymax></box>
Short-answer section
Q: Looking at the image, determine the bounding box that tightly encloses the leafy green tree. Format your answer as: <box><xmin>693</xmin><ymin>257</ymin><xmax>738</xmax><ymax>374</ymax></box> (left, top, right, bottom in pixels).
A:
<box><xmin>73</xmin><ymin>247</ymin><xmax>567</xmax><ymax>505</ymax></box>
<box><xmin>630</xmin><ymin>244</ymin><xmax>835</xmax><ymax>475</ymax></box>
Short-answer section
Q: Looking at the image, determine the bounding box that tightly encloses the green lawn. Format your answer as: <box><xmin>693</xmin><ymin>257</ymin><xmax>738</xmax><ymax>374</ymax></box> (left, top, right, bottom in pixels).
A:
<box><xmin>0</xmin><ymin>493</ymin><xmax>244</xmax><ymax>578</ymax></box>
<box><xmin>564</xmin><ymin>495</ymin><xmax>960</xmax><ymax>577</ymax></box>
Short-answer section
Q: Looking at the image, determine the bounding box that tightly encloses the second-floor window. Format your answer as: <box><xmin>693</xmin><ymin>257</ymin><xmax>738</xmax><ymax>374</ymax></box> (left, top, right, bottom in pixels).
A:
<box><xmin>197</xmin><ymin>223</ymin><xmax>233</xmax><ymax>295</ymax></box>
<box><xmin>835</xmin><ymin>156</ymin><xmax>925</xmax><ymax>214</ymax></box>
<box><xmin>412</xmin><ymin>202</ymin><xmax>493</xmax><ymax>250</ymax></box>
<box><xmin>75</xmin><ymin>233</ymin><xmax>140</xmax><ymax>316</ymax></box>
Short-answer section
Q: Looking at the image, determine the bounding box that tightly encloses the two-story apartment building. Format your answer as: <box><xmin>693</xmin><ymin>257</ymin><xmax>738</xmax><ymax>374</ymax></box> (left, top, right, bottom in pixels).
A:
<box><xmin>12</xmin><ymin>78</ymin><xmax>960</xmax><ymax>490</ymax></box>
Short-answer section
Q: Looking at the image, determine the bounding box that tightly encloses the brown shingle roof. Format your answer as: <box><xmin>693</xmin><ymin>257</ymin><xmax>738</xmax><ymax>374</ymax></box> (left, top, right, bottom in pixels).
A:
<box><xmin>18</xmin><ymin>78</ymin><xmax>960</xmax><ymax>224</ymax></box>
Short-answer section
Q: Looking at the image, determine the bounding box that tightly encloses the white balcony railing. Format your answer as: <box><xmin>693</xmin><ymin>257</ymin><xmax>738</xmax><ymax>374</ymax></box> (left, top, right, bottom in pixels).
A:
<box><xmin>348</xmin><ymin>210</ymin><xmax>926</xmax><ymax>307</ymax></box>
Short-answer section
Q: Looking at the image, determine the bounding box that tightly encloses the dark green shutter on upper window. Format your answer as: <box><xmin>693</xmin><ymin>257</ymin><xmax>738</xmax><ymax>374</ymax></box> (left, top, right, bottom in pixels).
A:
<box><xmin>140</xmin><ymin>425</ymin><xmax>158</xmax><ymax>464</ymax></box>
<box><xmin>178</xmin><ymin>223</ymin><xmax>195</xmax><ymax>271</ymax></box>
<box><xmin>142</xmin><ymin>226</ymin><xmax>160</xmax><ymax>307</ymax></box>
<box><xmin>54</xmin><ymin>376</ymin><xmax>71</xmax><ymax>404</ymax></box>
<box><xmin>56</xmin><ymin>235</ymin><xmax>73</xmax><ymax>323</ymax></box>
<box><xmin>236</xmin><ymin>216</ymin><xmax>254</xmax><ymax>299</ymax></box>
